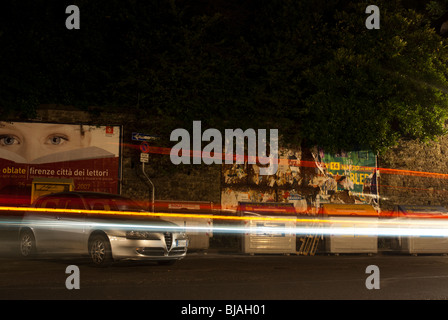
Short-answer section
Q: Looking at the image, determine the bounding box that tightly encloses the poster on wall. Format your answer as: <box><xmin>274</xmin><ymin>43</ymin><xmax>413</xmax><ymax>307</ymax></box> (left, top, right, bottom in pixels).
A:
<box><xmin>0</xmin><ymin>121</ymin><xmax>122</xmax><ymax>205</ymax></box>
<box><xmin>315</xmin><ymin>149</ymin><xmax>379</xmax><ymax>207</ymax></box>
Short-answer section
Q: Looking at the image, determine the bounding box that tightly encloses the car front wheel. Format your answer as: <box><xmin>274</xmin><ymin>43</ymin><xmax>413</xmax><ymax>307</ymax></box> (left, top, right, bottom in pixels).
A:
<box><xmin>19</xmin><ymin>229</ymin><xmax>36</xmax><ymax>258</ymax></box>
<box><xmin>89</xmin><ymin>234</ymin><xmax>113</xmax><ymax>267</ymax></box>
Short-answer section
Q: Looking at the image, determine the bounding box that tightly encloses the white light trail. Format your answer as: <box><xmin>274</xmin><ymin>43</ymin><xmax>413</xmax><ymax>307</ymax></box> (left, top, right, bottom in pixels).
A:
<box><xmin>8</xmin><ymin>217</ymin><xmax>448</xmax><ymax>238</ymax></box>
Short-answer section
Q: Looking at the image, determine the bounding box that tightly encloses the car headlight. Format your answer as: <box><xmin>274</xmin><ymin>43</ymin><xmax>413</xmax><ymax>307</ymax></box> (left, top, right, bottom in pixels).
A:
<box><xmin>126</xmin><ymin>231</ymin><xmax>160</xmax><ymax>240</ymax></box>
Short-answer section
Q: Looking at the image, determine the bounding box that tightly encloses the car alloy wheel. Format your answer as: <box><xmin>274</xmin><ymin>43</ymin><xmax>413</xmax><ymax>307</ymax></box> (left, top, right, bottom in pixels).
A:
<box><xmin>20</xmin><ymin>230</ymin><xmax>35</xmax><ymax>257</ymax></box>
<box><xmin>89</xmin><ymin>235</ymin><xmax>112</xmax><ymax>267</ymax></box>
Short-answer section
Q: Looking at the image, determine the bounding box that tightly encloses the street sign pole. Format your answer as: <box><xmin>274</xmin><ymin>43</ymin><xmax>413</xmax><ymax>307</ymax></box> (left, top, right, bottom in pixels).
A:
<box><xmin>139</xmin><ymin>142</ymin><xmax>154</xmax><ymax>211</ymax></box>
<box><xmin>139</xmin><ymin>142</ymin><xmax>154</xmax><ymax>212</ymax></box>
<box><xmin>141</xmin><ymin>162</ymin><xmax>155</xmax><ymax>213</ymax></box>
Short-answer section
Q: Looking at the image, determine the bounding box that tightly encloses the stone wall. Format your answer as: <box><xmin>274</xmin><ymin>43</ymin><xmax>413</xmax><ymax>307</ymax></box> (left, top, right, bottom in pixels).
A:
<box><xmin>379</xmin><ymin>137</ymin><xmax>448</xmax><ymax>212</ymax></box>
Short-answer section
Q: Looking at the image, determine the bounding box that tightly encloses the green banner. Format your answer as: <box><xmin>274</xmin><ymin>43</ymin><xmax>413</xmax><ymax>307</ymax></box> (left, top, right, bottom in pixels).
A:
<box><xmin>321</xmin><ymin>150</ymin><xmax>378</xmax><ymax>203</ymax></box>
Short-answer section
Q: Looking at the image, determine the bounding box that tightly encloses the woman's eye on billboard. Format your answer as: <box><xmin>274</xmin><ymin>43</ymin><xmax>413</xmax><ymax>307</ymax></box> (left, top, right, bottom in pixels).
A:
<box><xmin>0</xmin><ymin>121</ymin><xmax>122</xmax><ymax>204</ymax></box>
<box><xmin>0</xmin><ymin>135</ymin><xmax>20</xmax><ymax>147</ymax></box>
<box><xmin>46</xmin><ymin>135</ymin><xmax>69</xmax><ymax>146</ymax></box>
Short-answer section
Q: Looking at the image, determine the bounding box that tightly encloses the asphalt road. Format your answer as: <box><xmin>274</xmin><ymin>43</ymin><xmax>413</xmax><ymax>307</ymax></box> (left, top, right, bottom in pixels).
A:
<box><xmin>1</xmin><ymin>250</ymin><xmax>448</xmax><ymax>301</ymax></box>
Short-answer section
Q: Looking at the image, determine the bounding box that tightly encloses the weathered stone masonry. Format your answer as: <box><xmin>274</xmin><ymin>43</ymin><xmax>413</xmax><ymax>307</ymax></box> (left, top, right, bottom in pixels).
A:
<box><xmin>379</xmin><ymin>136</ymin><xmax>448</xmax><ymax>212</ymax></box>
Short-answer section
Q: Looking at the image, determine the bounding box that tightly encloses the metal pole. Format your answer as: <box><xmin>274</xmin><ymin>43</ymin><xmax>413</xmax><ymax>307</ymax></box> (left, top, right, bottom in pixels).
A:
<box><xmin>142</xmin><ymin>162</ymin><xmax>155</xmax><ymax>212</ymax></box>
<box><xmin>375</xmin><ymin>152</ymin><xmax>380</xmax><ymax>214</ymax></box>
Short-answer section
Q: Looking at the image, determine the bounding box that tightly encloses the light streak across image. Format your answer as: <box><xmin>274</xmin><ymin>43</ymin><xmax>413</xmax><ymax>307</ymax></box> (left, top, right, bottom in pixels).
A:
<box><xmin>2</xmin><ymin>206</ymin><xmax>448</xmax><ymax>238</ymax></box>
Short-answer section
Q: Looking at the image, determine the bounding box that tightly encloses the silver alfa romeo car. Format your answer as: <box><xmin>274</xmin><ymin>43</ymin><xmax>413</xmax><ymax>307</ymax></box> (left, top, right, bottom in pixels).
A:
<box><xmin>19</xmin><ymin>191</ymin><xmax>189</xmax><ymax>266</ymax></box>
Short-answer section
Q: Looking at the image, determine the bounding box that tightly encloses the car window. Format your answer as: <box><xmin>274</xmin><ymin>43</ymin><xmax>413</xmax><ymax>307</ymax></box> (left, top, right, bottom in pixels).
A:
<box><xmin>65</xmin><ymin>197</ymin><xmax>85</xmax><ymax>210</ymax></box>
<box><xmin>54</xmin><ymin>195</ymin><xmax>85</xmax><ymax>210</ymax></box>
<box><xmin>84</xmin><ymin>196</ymin><xmax>143</xmax><ymax>212</ymax></box>
<box><xmin>110</xmin><ymin>199</ymin><xmax>142</xmax><ymax>211</ymax></box>
<box><xmin>36</xmin><ymin>198</ymin><xmax>61</xmax><ymax>209</ymax></box>
<box><xmin>91</xmin><ymin>202</ymin><xmax>105</xmax><ymax>210</ymax></box>
<box><xmin>34</xmin><ymin>195</ymin><xmax>85</xmax><ymax>210</ymax></box>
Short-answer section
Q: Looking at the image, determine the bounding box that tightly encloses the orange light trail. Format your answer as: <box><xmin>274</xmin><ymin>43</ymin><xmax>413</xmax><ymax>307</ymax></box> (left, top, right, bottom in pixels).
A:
<box><xmin>0</xmin><ymin>205</ymin><xmax>308</xmax><ymax>223</ymax></box>
<box><xmin>1</xmin><ymin>205</ymin><xmax>447</xmax><ymax>224</ymax></box>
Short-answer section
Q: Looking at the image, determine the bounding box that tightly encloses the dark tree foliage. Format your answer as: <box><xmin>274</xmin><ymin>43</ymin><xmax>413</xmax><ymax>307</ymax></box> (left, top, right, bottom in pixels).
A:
<box><xmin>1</xmin><ymin>0</ymin><xmax>447</xmax><ymax>153</ymax></box>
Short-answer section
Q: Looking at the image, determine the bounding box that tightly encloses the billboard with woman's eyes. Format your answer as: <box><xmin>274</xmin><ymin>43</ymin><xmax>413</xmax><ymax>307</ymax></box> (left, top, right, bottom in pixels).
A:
<box><xmin>0</xmin><ymin>121</ymin><xmax>122</xmax><ymax>205</ymax></box>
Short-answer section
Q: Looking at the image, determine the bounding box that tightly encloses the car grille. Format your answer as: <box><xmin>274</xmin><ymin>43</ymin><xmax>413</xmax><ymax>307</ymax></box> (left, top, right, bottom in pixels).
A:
<box><xmin>137</xmin><ymin>247</ymin><xmax>187</xmax><ymax>257</ymax></box>
<box><xmin>169</xmin><ymin>247</ymin><xmax>187</xmax><ymax>255</ymax></box>
<box><xmin>137</xmin><ymin>248</ymin><xmax>165</xmax><ymax>256</ymax></box>
<box><xmin>164</xmin><ymin>232</ymin><xmax>172</xmax><ymax>250</ymax></box>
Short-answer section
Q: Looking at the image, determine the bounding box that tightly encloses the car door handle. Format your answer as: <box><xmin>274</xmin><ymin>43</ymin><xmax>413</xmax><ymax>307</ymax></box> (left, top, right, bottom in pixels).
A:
<box><xmin>56</xmin><ymin>216</ymin><xmax>61</xmax><ymax>220</ymax></box>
